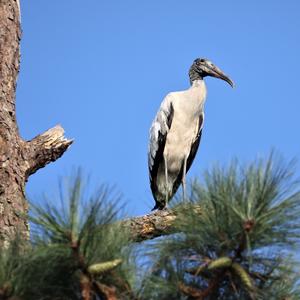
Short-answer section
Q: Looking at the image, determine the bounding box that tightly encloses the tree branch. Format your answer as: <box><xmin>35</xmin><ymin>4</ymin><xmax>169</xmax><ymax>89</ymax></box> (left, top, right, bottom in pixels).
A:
<box><xmin>24</xmin><ymin>125</ymin><xmax>73</xmax><ymax>178</ymax></box>
<box><xmin>122</xmin><ymin>209</ymin><xmax>177</xmax><ymax>242</ymax></box>
<box><xmin>122</xmin><ymin>204</ymin><xmax>202</xmax><ymax>242</ymax></box>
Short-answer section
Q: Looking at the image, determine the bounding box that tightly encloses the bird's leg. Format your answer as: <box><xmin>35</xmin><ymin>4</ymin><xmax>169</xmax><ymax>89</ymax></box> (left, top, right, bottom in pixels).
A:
<box><xmin>182</xmin><ymin>156</ymin><xmax>188</xmax><ymax>202</ymax></box>
<box><xmin>164</xmin><ymin>155</ymin><xmax>169</xmax><ymax>206</ymax></box>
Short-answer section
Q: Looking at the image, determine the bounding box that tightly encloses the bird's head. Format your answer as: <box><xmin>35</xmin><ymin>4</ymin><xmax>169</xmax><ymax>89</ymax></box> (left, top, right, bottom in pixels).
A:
<box><xmin>189</xmin><ymin>58</ymin><xmax>234</xmax><ymax>87</ymax></box>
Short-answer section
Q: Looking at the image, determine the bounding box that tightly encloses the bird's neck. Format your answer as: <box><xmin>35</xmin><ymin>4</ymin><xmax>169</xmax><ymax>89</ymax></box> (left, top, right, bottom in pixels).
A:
<box><xmin>191</xmin><ymin>79</ymin><xmax>204</xmax><ymax>88</ymax></box>
<box><xmin>188</xmin><ymin>79</ymin><xmax>207</xmax><ymax>101</ymax></box>
<box><xmin>189</xmin><ymin>69</ymin><xmax>203</xmax><ymax>85</ymax></box>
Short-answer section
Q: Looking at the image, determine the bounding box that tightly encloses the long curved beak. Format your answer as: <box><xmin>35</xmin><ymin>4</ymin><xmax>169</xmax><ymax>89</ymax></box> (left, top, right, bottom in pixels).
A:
<box><xmin>206</xmin><ymin>64</ymin><xmax>235</xmax><ymax>88</ymax></box>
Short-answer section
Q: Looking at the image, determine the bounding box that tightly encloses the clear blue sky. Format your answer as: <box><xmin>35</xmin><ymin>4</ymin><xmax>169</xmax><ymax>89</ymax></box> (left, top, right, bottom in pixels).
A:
<box><xmin>17</xmin><ymin>1</ymin><xmax>300</xmax><ymax>216</ymax></box>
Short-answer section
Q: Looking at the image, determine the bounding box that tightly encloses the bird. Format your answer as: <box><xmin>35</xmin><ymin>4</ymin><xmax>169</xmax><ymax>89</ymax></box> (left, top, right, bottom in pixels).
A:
<box><xmin>148</xmin><ymin>58</ymin><xmax>234</xmax><ymax>210</ymax></box>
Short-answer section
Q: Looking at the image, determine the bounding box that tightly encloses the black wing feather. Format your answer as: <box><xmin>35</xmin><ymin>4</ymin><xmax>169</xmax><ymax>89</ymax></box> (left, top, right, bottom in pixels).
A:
<box><xmin>186</xmin><ymin>113</ymin><xmax>204</xmax><ymax>173</ymax></box>
<box><xmin>148</xmin><ymin>103</ymin><xmax>174</xmax><ymax>209</ymax></box>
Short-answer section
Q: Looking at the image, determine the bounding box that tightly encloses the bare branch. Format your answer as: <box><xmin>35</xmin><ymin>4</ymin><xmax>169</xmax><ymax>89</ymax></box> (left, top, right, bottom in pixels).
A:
<box><xmin>24</xmin><ymin>125</ymin><xmax>73</xmax><ymax>178</ymax></box>
<box><xmin>122</xmin><ymin>204</ymin><xmax>203</xmax><ymax>242</ymax></box>
<box><xmin>122</xmin><ymin>209</ymin><xmax>177</xmax><ymax>242</ymax></box>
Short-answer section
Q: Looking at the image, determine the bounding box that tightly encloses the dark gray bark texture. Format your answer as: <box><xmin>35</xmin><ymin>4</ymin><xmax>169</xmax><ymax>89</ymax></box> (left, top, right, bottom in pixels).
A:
<box><xmin>0</xmin><ymin>0</ymin><xmax>72</xmax><ymax>246</ymax></box>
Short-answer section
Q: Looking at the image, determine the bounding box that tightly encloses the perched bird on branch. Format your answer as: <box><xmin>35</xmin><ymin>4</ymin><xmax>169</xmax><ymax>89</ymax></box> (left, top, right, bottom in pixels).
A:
<box><xmin>148</xmin><ymin>58</ymin><xmax>234</xmax><ymax>210</ymax></box>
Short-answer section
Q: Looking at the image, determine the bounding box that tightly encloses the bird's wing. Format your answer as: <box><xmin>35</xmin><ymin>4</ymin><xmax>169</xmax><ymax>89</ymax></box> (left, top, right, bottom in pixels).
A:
<box><xmin>148</xmin><ymin>94</ymin><xmax>174</xmax><ymax>204</ymax></box>
<box><xmin>171</xmin><ymin>112</ymin><xmax>204</xmax><ymax>197</ymax></box>
<box><xmin>186</xmin><ymin>112</ymin><xmax>204</xmax><ymax>173</ymax></box>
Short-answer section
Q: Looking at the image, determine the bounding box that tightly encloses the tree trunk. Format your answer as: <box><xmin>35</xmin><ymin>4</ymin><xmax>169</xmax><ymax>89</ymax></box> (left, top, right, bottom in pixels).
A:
<box><xmin>0</xmin><ymin>0</ymin><xmax>72</xmax><ymax>246</ymax></box>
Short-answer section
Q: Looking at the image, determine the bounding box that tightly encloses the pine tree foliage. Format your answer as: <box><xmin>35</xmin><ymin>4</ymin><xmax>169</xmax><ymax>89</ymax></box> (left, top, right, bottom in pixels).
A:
<box><xmin>140</xmin><ymin>154</ymin><xmax>300</xmax><ymax>299</ymax></box>
<box><xmin>0</xmin><ymin>237</ymin><xmax>25</xmax><ymax>300</ymax></box>
<box><xmin>0</xmin><ymin>155</ymin><xmax>300</xmax><ymax>299</ymax></box>
<box><xmin>1</xmin><ymin>173</ymin><xmax>136</xmax><ymax>300</ymax></box>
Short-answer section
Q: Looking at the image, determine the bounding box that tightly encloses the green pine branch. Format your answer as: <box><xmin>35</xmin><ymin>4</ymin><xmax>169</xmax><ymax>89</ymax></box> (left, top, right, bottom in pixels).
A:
<box><xmin>10</xmin><ymin>172</ymin><xmax>136</xmax><ymax>300</ymax></box>
<box><xmin>1</xmin><ymin>153</ymin><xmax>300</xmax><ymax>300</ymax></box>
<box><xmin>140</xmin><ymin>153</ymin><xmax>300</xmax><ymax>300</ymax></box>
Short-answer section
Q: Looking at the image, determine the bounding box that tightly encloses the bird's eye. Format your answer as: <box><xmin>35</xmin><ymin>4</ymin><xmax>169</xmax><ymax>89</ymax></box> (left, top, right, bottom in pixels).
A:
<box><xmin>200</xmin><ymin>59</ymin><xmax>205</xmax><ymax>62</ymax></box>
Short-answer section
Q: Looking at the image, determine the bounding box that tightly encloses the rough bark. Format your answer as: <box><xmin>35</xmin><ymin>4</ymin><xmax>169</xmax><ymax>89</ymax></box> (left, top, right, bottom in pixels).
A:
<box><xmin>122</xmin><ymin>209</ymin><xmax>177</xmax><ymax>242</ymax></box>
<box><xmin>123</xmin><ymin>204</ymin><xmax>202</xmax><ymax>242</ymax></box>
<box><xmin>0</xmin><ymin>0</ymin><xmax>72</xmax><ymax>246</ymax></box>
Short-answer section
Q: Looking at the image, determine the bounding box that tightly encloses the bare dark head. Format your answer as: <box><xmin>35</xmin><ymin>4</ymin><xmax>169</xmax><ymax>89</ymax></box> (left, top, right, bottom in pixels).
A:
<box><xmin>189</xmin><ymin>58</ymin><xmax>234</xmax><ymax>87</ymax></box>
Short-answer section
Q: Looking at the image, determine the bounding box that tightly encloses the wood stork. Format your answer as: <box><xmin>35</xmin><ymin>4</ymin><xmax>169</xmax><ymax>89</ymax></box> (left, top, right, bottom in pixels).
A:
<box><xmin>148</xmin><ymin>58</ymin><xmax>234</xmax><ymax>210</ymax></box>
